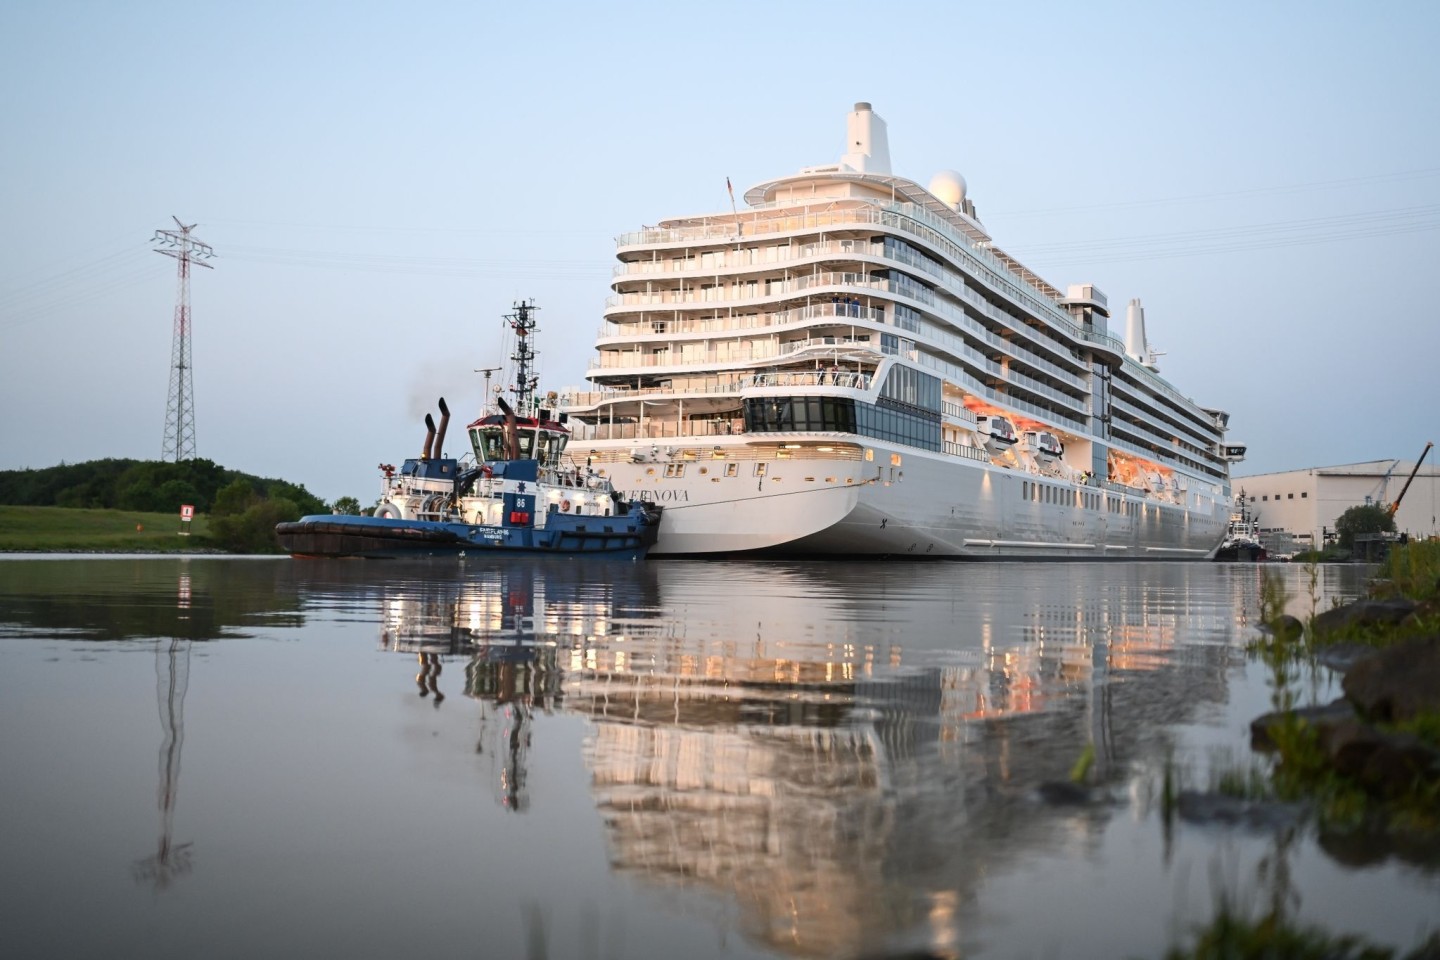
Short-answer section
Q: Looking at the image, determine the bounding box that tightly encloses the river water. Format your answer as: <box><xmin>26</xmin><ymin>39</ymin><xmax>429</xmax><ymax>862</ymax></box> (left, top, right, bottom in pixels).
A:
<box><xmin>0</xmin><ymin>556</ymin><xmax>1435</xmax><ymax>959</ymax></box>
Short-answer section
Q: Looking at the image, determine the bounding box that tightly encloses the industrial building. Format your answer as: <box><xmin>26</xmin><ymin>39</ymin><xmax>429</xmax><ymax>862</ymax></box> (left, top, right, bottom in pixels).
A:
<box><xmin>1233</xmin><ymin>449</ymin><xmax>1438</xmax><ymax>555</ymax></box>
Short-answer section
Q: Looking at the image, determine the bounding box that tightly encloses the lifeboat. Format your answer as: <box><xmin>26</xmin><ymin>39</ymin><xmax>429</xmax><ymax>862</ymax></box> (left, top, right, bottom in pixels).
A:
<box><xmin>976</xmin><ymin>415</ymin><xmax>1018</xmax><ymax>457</ymax></box>
<box><xmin>1025</xmin><ymin>430</ymin><xmax>1064</xmax><ymax>462</ymax></box>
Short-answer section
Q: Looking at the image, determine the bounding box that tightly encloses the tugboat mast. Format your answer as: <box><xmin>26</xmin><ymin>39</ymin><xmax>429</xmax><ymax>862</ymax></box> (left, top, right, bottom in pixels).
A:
<box><xmin>505</xmin><ymin>300</ymin><xmax>540</xmax><ymax>417</ymax></box>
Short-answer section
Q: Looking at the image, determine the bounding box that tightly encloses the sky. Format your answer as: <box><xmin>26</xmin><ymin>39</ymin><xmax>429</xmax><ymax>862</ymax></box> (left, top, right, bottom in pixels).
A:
<box><xmin>2</xmin><ymin>0</ymin><xmax>1437</xmax><ymax>505</ymax></box>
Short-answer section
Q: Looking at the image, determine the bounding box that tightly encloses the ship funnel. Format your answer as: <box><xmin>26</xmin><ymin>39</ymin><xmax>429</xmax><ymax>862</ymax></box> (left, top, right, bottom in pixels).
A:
<box><xmin>496</xmin><ymin>397</ymin><xmax>519</xmax><ymax>460</ymax></box>
<box><xmin>434</xmin><ymin>397</ymin><xmax>450</xmax><ymax>459</ymax></box>
<box><xmin>422</xmin><ymin>413</ymin><xmax>436</xmax><ymax>460</ymax></box>
<box><xmin>1125</xmin><ymin>299</ymin><xmax>1154</xmax><ymax>370</ymax></box>
<box><xmin>840</xmin><ymin>101</ymin><xmax>891</xmax><ymax>175</ymax></box>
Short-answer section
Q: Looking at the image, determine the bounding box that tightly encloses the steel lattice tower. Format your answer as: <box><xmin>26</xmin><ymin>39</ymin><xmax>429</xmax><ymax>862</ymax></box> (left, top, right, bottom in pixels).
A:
<box><xmin>153</xmin><ymin>218</ymin><xmax>214</xmax><ymax>462</ymax></box>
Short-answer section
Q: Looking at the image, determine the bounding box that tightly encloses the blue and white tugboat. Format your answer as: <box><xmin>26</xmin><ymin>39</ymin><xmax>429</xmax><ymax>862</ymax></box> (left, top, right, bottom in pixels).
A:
<box><xmin>277</xmin><ymin>301</ymin><xmax>662</xmax><ymax>559</ymax></box>
<box><xmin>1212</xmin><ymin>491</ymin><xmax>1266</xmax><ymax>563</ymax></box>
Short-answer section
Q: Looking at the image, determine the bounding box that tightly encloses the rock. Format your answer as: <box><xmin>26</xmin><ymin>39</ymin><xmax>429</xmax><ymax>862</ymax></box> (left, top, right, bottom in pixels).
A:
<box><xmin>1314</xmin><ymin>642</ymin><xmax>1378</xmax><ymax>674</ymax></box>
<box><xmin>1305</xmin><ymin>706</ymin><xmax>1440</xmax><ymax>797</ymax></box>
<box><xmin>1259</xmin><ymin>614</ymin><xmax>1305</xmax><ymax>642</ymax></box>
<box><xmin>1342</xmin><ymin>634</ymin><xmax>1440</xmax><ymax>722</ymax></box>
<box><xmin>1035</xmin><ymin>781</ymin><xmax>1093</xmax><ymax>806</ymax></box>
<box><xmin>1334</xmin><ymin>728</ymin><xmax>1440</xmax><ymax>797</ymax></box>
<box><xmin>1250</xmin><ymin>700</ymin><xmax>1355</xmax><ymax>752</ymax></box>
<box><xmin>1314</xmin><ymin>598</ymin><xmax>1417</xmax><ymax>637</ymax></box>
<box><xmin>1176</xmin><ymin>790</ymin><xmax>1304</xmax><ymax>831</ymax></box>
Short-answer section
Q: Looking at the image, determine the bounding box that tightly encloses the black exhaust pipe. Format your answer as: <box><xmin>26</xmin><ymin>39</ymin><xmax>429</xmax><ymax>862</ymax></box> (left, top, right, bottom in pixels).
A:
<box><xmin>496</xmin><ymin>397</ymin><xmax>518</xmax><ymax>461</ymax></box>
<box><xmin>434</xmin><ymin>397</ymin><xmax>450</xmax><ymax>459</ymax></box>
<box><xmin>422</xmin><ymin>413</ymin><xmax>436</xmax><ymax>460</ymax></box>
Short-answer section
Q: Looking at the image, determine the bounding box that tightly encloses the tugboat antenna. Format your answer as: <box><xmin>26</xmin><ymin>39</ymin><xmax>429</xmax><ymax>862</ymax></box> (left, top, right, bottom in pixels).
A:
<box><xmin>473</xmin><ymin>366</ymin><xmax>501</xmax><ymax>415</ymax></box>
<box><xmin>503</xmin><ymin>299</ymin><xmax>540</xmax><ymax>416</ymax></box>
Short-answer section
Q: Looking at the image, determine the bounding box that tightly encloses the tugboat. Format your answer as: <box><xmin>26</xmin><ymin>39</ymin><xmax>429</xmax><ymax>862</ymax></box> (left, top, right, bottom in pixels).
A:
<box><xmin>1213</xmin><ymin>492</ymin><xmax>1267</xmax><ymax>562</ymax></box>
<box><xmin>276</xmin><ymin>301</ymin><xmax>662</xmax><ymax>559</ymax></box>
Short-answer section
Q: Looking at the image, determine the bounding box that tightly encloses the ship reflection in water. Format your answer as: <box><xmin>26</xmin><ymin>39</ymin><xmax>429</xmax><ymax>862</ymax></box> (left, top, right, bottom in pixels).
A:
<box><xmin>368</xmin><ymin>560</ymin><xmax>1292</xmax><ymax>957</ymax></box>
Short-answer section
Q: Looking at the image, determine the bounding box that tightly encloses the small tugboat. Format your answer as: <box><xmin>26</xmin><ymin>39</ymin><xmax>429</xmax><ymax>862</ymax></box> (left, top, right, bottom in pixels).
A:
<box><xmin>277</xmin><ymin>301</ymin><xmax>662</xmax><ymax>559</ymax></box>
<box><xmin>1213</xmin><ymin>492</ymin><xmax>1267</xmax><ymax>562</ymax></box>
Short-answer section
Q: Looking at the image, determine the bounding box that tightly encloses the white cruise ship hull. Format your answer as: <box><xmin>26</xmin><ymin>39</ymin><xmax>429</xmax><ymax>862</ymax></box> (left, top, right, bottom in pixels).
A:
<box><xmin>606</xmin><ymin>443</ymin><xmax>1226</xmax><ymax>558</ymax></box>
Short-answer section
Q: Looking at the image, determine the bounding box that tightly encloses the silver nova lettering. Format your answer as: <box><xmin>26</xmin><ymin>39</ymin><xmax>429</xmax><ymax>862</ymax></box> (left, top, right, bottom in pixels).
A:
<box><xmin>627</xmin><ymin>489</ymin><xmax>690</xmax><ymax>503</ymax></box>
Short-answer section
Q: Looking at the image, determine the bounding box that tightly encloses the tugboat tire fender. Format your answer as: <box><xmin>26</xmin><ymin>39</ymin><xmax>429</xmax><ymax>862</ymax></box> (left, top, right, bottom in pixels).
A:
<box><xmin>375</xmin><ymin>501</ymin><xmax>406</xmax><ymax>520</ymax></box>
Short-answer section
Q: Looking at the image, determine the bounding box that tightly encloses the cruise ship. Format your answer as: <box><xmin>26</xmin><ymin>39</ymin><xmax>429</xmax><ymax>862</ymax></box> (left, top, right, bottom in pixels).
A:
<box><xmin>561</xmin><ymin>102</ymin><xmax>1244</xmax><ymax>558</ymax></box>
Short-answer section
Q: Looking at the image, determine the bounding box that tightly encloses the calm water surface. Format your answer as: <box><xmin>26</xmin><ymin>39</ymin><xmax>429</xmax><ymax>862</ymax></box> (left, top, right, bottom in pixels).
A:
<box><xmin>0</xmin><ymin>557</ymin><xmax>1435</xmax><ymax>959</ymax></box>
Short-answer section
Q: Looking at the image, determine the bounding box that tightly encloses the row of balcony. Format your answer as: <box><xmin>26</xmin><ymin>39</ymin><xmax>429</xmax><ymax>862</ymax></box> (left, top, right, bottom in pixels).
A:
<box><xmin>1109</xmin><ymin>381</ymin><xmax>1223</xmax><ymax>450</ymax></box>
<box><xmin>603</xmin><ymin>272</ymin><xmax>1092</xmax><ymax>401</ymax></box>
<box><xmin>608</xmin><ymin>230</ymin><xmax>1106</xmax><ymax>386</ymax></box>
<box><xmin>614</xmin><ymin>200</ymin><xmax>1081</xmax><ymax>342</ymax></box>
<box><xmin>562</xmin><ymin>368</ymin><xmax>874</xmax><ymax>410</ymax></box>
<box><xmin>612</xmin><ymin>237</ymin><xmax>874</xmax><ymax>278</ymax></box>
<box><xmin>1108</xmin><ymin>395</ymin><xmax>1220</xmax><ymax>471</ymax></box>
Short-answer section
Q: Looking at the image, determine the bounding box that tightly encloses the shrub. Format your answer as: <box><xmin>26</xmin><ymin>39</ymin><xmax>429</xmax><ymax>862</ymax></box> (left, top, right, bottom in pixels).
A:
<box><xmin>207</xmin><ymin>497</ymin><xmax>300</xmax><ymax>553</ymax></box>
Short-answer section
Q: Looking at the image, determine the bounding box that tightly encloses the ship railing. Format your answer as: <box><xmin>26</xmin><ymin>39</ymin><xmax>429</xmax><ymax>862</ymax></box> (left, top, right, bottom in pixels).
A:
<box><xmin>560</xmin><ymin>379</ymin><xmax>755</xmax><ymax>407</ymax></box>
<box><xmin>570</xmin><ymin>433</ymin><xmax>867</xmax><ymax>463</ymax></box>
<box><xmin>1115</xmin><ymin>356</ymin><xmax>1211</xmax><ymax>423</ymax></box>
<box><xmin>602</xmin><ymin>262</ymin><xmax>1091</xmax><ymax>397</ymax></box>
<box><xmin>617</xmin><ymin>201</ymin><xmax>1084</xmax><ymax>336</ymax></box>
<box><xmin>942</xmin><ymin>401</ymin><xmax>978</xmax><ymax>423</ymax></box>
<box><xmin>567</xmin><ymin>420</ymin><xmax>744</xmax><ymax>442</ymax></box>
<box><xmin>597</xmin><ymin>299</ymin><xmax>883</xmax><ymax>339</ymax></box>
<box><xmin>589</xmin><ymin>328</ymin><xmax>885</xmax><ymax>373</ymax></box>
<box><xmin>611</xmin><ymin>238</ymin><xmax>881</xmax><ymax>278</ymax></box>
<box><xmin>1107</xmin><ymin>401</ymin><xmax>1218</xmax><ymax>468</ymax></box>
<box><xmin>922</xmin><ymin>353</ymin><xmax>1088</xmax><ymax>431</ymax></box>
<box><xmin>743</xmin><ymin>369</ymin><xmax>870</xmax><ymax>389</ymax></box>
<box><xmin>943</xmin><ymin>442</ymin><xmax>989</xmax><ymax>462</ymax></box>
<box><xmin>604</xmin><ymin>269</ymin><xmax>885</xmax><ymax>309</ymax></box>
<box><xmin>1109</xmin><ymin>392</ymin><xmax>1218</xmax><ymax>452</ymax></box>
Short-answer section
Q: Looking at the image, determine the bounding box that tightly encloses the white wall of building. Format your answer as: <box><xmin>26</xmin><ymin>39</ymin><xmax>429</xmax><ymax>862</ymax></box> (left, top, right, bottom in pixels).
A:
<box><xmin>1235</xmin><ymin>458</ymin><xmax>1439</xmax><ymax>547</ymax></box>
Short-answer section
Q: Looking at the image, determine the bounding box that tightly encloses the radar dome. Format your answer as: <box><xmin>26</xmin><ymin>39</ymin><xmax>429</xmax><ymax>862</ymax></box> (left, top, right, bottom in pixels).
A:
<box><xmin>928</xmin><ymin>169</ymin><xmax>967</xmax><ymax>209</ymax></box>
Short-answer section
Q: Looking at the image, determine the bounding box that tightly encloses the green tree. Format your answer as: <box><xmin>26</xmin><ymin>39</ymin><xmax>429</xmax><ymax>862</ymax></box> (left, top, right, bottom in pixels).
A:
<box><xmin>332</xmin><ymin>496</ymin><xmax>361</xmax><ymax>515</ymax></box>
<box><xmin>208</xmin><ymin>497</ymin><xmax>301</xmax><ymax>553</ymax></box>
<box><xmin>263</xmin><ymin>480</ymin><xmax>325</xmax><ymax>516</ymax></box>
<box><xmin>212</xmin><ymin>479</ymin><xmax>259</xmax><ymax>517</ymax></box>
<box><xmin>1333</xmin><ymin>503</ymin><xmax>1395</xmax><ymax>550</ymax></box>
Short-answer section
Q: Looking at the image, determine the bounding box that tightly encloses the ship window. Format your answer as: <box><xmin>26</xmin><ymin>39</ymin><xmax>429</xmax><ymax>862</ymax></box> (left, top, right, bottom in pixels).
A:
<box><xmin>754</xmin><ymin>463</ymin><xmax>767</xmax><ymax>477</ymax></box>
<box><xmin>664</xmin><ymin>463</ymin><xmax>685</xmax><ymax>478</ymax></box>
<box><xmin>725</xmin><ymin>463</ymin><xmax>738</xmax><ymax>477</ymax></box>
<box><xmin>1287</xmin><ymin>493</ymin><xmax>1294</xmax><ymax>499</ymax></box>
<box><xmin>1301</xmin><ymin>492</ymin><xmax>1308</xmax><ymax>498</ymax></box>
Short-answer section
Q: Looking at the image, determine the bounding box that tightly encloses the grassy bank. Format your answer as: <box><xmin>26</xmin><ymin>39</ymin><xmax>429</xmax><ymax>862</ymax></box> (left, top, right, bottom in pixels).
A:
<box><xmin>0</xmin><ymin>505</ymin><xmax>213</xmax><ymax>553</ymax></box>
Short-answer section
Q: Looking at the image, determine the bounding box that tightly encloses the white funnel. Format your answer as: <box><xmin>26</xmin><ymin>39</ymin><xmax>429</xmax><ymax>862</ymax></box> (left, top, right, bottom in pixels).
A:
<box><xmin>1125</xmin><ymin>299</ymin><xmax>1152</xmax><ymax>369</ymax></box>
<box><xmin>840</xmin><ymin>102</ymin><xmax>891</xmax><ymax>174</ymax></box>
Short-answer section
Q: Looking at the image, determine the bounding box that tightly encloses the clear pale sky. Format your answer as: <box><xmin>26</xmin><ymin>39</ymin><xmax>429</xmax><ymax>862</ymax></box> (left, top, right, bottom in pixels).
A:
<box><xmin>2</xmin><ymin>0</ymin><xmax>1437</xmax><ymax>505</ymax></box>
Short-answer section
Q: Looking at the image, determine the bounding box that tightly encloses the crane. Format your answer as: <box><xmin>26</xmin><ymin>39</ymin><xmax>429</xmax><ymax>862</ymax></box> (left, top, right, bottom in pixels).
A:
<box><xmin>1366</xmin><ymin>459</ymin><xmax>1400</xmax><ymax>506</ymax></box>
<box><xmin>1387</xmin><ymin>440</ymin><xmax>1434</xmax><ymax>518</ymax></box>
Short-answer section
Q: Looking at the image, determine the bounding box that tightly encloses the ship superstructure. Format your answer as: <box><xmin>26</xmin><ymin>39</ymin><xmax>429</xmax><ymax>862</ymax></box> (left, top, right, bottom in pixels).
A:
<box><xmin>561</xmin><ymin>103</ymin><xmax>1242</xmax><ymax>557</ymax></box>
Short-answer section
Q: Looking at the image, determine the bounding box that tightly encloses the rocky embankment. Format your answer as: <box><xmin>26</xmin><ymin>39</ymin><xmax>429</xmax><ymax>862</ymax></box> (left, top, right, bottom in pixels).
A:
<box><xmin>1250</xmin><ymin>597</ymin><xmax>1440</xmax><ymax>799</ymax></box>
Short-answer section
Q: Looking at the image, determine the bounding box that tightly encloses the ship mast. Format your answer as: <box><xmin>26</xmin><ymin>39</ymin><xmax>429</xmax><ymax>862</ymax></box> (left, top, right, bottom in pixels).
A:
<box><xmin>504</xmin><ymin>300</ymin><xmax>540</xmax><ymax>417</ymax></box>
